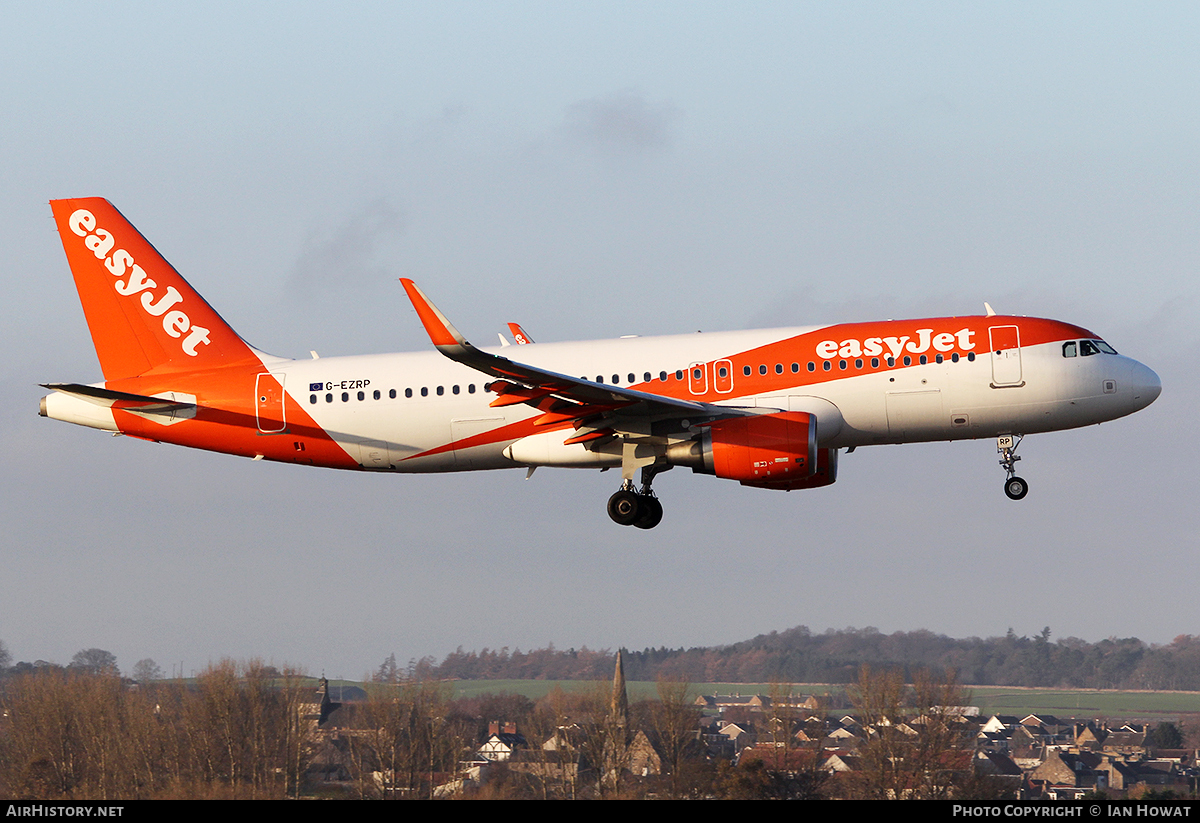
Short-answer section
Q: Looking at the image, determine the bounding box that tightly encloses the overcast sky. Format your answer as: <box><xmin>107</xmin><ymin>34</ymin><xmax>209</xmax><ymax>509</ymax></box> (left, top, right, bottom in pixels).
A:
<box><xmin>2</xmin><ymin>2</ymin><xmax>1196</xmax><ymax>680</ymax></box>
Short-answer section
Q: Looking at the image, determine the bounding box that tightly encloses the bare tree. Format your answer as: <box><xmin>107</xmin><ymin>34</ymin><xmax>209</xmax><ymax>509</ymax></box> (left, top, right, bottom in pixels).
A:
<box><xmin>132</xmin><ymin>659</ymin><xmax>164</xmax><ymax>682</ymax></box>
<box><xmin>650</xmin><ymin>675</ymin><xmax>703</xmax><ymax>798</ymax></box>
<box><xmin>69</xmin><ymin>649</ymin><xmax>119</xmax><ymax>677</ymax></box>
<box><xmin>355</xmin><ymin>680</ymin><xmax>465</xmax><ymax>799</ymax></box>
<box><xmin>844</xmin><ymin>665</ymin><xmax>972</xmax><ymax>800</ymax></box>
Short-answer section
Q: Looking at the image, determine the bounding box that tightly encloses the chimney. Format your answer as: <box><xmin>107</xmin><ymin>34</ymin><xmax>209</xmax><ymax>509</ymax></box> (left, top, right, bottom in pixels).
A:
<box><xmin>489</xmin><ymin>721</ymin><xmax>499</xmax><ymax>736</ymax></box>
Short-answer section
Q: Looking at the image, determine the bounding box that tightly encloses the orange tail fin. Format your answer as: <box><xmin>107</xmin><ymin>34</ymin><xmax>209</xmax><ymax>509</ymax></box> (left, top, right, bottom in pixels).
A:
<box><xmin>50</xmin><ymin>198</ymin><xmax>259</xmax><ymax>380</ymax></box>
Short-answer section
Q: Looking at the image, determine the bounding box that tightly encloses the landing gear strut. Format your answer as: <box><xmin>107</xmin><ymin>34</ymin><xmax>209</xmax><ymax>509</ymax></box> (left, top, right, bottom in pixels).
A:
<box><xmin>998</xmin><ymin>434</ymin><xmax>1028</xmax><ymax>500</ymax></box>
<box><xmin>607</xmin><ymin>466</ymin><xmax>666</xmax><ymax>529</ymax></box>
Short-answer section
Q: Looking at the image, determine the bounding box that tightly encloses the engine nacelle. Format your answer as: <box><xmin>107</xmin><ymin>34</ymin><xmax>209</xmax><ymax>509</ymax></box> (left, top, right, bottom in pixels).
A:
<box><xmin>666</xmin><ymin>411</ymin><xmax>823</xmax><ymax>484</ymax></box>
<box><xmin>741</xmin><ymin>445</ymin><xmax>838</xmax><ymax>490</ymax></box>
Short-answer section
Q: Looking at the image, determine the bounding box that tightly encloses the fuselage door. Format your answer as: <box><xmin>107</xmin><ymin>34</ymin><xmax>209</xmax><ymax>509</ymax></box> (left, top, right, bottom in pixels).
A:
<box><xmin>687</xmin><ymin>361</ymin><xmax>709</xmax><ymax>395</ymax></box>
<box><xmin>255</xmin><ymin>373</ymin><xmax>287</xmax><ymax>433</ymax></box>
<box><xmin>988</xmin><ymin>325</ymin><xmax>1023</xmax><ymax>387</ymax></box>
<box><xmin>713</xmin><ymin>359</ymin><xmax>734</xmax><ymax>393</ymax></box>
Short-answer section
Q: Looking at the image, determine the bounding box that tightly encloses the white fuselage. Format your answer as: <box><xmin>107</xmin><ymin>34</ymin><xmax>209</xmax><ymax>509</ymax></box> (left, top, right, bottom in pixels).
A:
<box><xmin>266</xmin><ymin>325</ymin><xmax>1158</xmax><ymax>473</ymax></box>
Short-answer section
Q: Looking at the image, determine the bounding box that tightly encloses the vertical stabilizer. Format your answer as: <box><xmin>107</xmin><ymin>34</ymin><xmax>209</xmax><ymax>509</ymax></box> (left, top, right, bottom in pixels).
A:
<box><xmin>50</xmin><ymin>198</ymin><xmax>259</xmax><ymax>380</ymax></box>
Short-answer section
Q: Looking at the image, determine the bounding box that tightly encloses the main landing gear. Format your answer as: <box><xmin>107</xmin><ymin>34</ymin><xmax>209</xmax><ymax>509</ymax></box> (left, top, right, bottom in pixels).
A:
<box><xmin>998</xmin><ymin>434</ymin><xmax>1028</xmax><ymax>500</ymax></box>
<box><xmin>607</xmin><ymin>466</ymin><xmax>666</xmax><ymax>529</ymax></box>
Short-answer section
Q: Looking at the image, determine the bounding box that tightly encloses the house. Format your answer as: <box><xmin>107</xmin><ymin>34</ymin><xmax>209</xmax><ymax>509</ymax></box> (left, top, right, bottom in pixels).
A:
<box><xmin>478</xmin><ymin>721</ymin><xmax>527</xmax><ymax>762</ymax></box>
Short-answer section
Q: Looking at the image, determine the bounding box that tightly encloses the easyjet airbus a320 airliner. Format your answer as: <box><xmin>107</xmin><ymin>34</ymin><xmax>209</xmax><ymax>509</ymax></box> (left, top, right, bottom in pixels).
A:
<box><xmin>40</xmin><ymin>198</ymin><xmax>1161</xmax><ymax>529</ymax></box>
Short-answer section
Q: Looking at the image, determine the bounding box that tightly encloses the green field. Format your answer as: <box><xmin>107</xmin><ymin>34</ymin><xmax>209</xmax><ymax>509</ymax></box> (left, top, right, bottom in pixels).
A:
<box><xmin>964</xmin><ymin>686</ymin><xmax>1200</xmax><ymax>718</ymax></box>
<box><xmin>444</xmin><ymin>680</ymin><xmax>1200</xmax><ymax>719</ymax></box>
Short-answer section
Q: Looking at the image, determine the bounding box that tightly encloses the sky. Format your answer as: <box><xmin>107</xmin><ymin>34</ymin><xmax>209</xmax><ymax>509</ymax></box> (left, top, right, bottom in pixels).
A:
<box><xmin>2</xmin><ymin>2</ymin><xmax>1197</xmax><ymax>680</ymax></box>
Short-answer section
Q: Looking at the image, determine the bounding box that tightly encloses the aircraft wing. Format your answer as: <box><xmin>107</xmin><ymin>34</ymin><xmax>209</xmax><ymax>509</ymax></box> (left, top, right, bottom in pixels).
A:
<box><xmin>400</xmin><ymin>279</ymin><xmax>749</xmax><ymax>442</ymax></box>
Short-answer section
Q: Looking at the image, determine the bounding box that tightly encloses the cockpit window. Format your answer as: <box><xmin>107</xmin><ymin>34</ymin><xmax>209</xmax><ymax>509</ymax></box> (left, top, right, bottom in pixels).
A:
<box><xmin>1067</xmin><ymin>339</ymin><xmax>1118</xmax><ymax>357</ymax></box>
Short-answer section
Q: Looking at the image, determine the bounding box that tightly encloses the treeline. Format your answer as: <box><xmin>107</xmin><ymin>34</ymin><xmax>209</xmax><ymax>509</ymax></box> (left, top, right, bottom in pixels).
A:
<box><xmin>0</xmin><ymin>662</ymin><xmax>760</xmax><ymax>799</ymax></box>
<box><xmin>0</xmin><ymin>661</ymin><xmax>310</xmax><ymax>799</ymax></box>
<box><xmin>407</xmin><ymin>628</ymin><xmax>1200</xmax><ymax>690</ymax></box>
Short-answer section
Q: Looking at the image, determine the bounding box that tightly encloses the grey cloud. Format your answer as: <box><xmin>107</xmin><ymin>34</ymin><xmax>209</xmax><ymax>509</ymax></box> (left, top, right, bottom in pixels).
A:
<box><xmin>562</xmin><ymin>90</ymin><xmax>680</xmax><ymax>155</ymax></box>
<box><xmin>288</xmin><ymin>199</ymin><xmax>404</xmax><ymax>293</ymax></box>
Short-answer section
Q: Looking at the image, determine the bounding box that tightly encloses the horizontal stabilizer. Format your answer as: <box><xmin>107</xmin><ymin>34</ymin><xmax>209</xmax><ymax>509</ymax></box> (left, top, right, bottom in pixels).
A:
<box><xmin>41</xmin><ymin>383</ymin><xmax>195</xmax><ymax>414</ymax></box>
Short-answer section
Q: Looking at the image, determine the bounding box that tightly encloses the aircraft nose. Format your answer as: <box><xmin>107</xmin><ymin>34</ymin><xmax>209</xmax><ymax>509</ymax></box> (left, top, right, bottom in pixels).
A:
<box><xmin>1128</xmin><ymin>360</ymin><xmax>1161</xmax><ymax>410</ymax></box>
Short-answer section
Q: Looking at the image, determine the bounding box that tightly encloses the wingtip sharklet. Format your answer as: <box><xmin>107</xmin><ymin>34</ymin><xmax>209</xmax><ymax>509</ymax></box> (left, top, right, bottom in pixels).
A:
<box><xmin>399</xmin><ymin>279</ymin><xmax>468</xmax><ymax>349</ymax></box>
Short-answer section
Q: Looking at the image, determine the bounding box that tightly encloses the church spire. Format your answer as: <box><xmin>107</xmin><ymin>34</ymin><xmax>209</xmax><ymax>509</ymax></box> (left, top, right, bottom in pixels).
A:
<box><xmin>611</xmin><ymin>649</ymin><xmax>629</xmax><ymax>730</ymax></box>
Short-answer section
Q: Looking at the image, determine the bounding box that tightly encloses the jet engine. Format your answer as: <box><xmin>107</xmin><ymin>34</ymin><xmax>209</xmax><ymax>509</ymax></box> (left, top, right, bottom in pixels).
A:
<box><xmin>666</xmin><ymin>410</ymin><xmax>837</xmax><ymax>489</ymax></box>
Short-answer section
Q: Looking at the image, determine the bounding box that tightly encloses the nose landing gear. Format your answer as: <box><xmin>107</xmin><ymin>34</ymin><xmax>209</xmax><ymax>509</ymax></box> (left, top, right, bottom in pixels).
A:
<box><xmin>998</xmin><ymin>434</ymin><xmax>1028</xmax><ymax>500</ymax></box>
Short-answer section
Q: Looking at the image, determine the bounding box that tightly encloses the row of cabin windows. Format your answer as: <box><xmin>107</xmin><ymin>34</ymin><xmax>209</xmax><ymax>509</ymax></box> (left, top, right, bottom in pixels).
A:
<box><xmin>583</xmin><ymin>351</ymin><xmax>977</xmax><ymax>386</ymax></box>
<box><xmin>307</xmin><ymin>350</ymin><xmax>983</xmax><ymax>405</ymax></box>
<box><xmin>309</xmin><ymin>384</ymin><xmax>487</xmax><ymax>404</ymax></box>
<box><xmin>590</xmin><ymin>371</ymin><xmax>683</xmax><ymax>384</ymax></box>
<box><xmin>310</xmin><ymin>372</ymin><xmax>689</xmax><ymax>404</ymax></box>
<box><xmin>744</xmin><ymin>352</ymin><xmax>975</xmax><ymax>375</ymax></box>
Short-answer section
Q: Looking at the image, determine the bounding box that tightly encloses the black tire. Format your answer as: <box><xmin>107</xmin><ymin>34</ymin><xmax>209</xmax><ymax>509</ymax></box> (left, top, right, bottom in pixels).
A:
<box><xmin>1004</xmin><ymin>476</ymin><xmax>1029</xmax><ymax>500</ymax></box>
<box><xmin>633</xmin><ymin>496</ymin><xmax>664</xmax><ymax>530</ymax></box>
<box><xmin>607</xmin><ymin>489</ymin><xmax>642</xmax><ymax>525</ymax></box>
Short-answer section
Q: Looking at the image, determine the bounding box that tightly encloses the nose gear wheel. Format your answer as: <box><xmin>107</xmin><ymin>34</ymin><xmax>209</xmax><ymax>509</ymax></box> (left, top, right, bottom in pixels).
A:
<box><xmin>997</xmin><ymin>434</ymin><xmax>1029</xmax><ymax>501</ymax></box>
